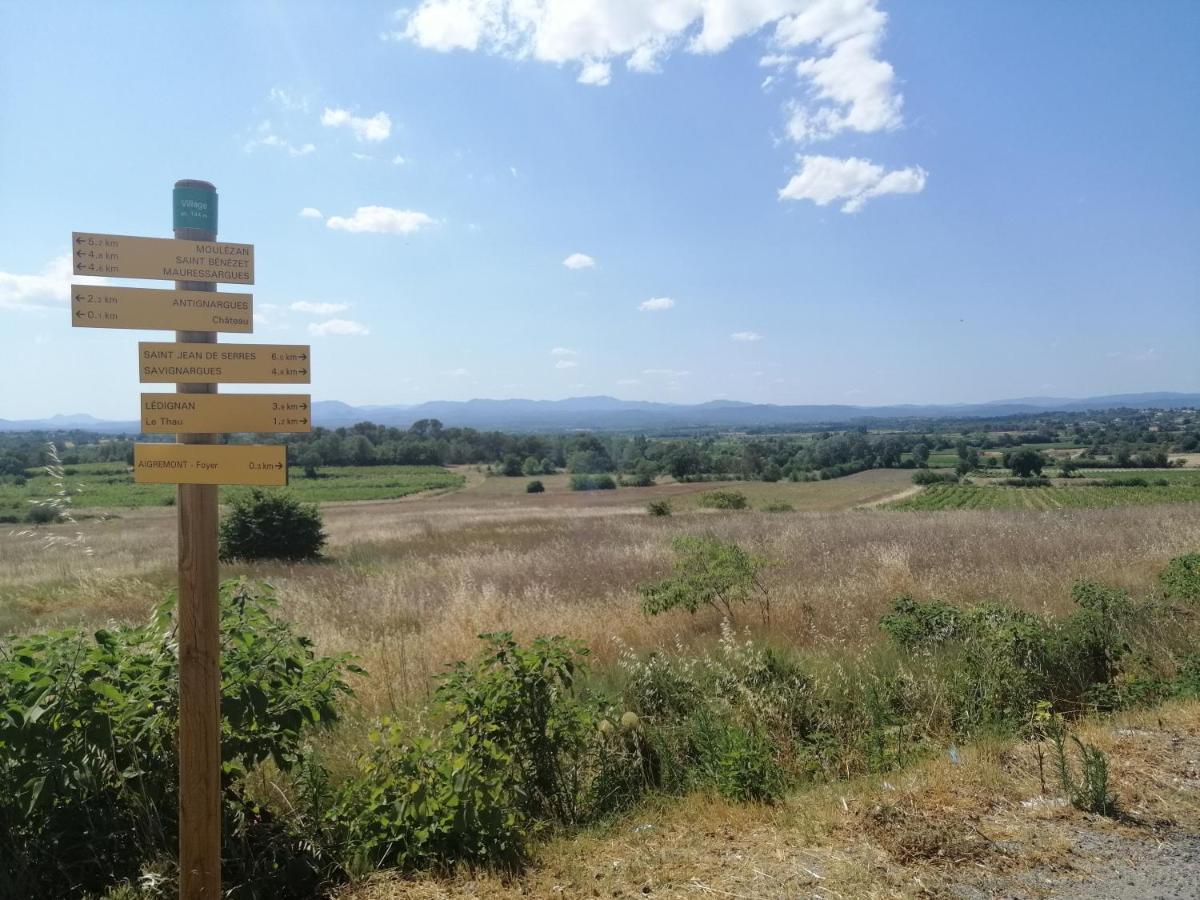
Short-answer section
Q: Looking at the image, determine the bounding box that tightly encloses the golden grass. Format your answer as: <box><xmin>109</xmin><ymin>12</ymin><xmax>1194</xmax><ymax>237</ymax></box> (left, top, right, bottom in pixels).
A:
<box><xmin>4</xmin><ymin>476</ymin><xmax>1200</xmax><ymax>720</ymax></box>
<box><xmin>340</xmin><ymin>699</ymin><xmax>1200</xmax><ymax>899</ymax></box>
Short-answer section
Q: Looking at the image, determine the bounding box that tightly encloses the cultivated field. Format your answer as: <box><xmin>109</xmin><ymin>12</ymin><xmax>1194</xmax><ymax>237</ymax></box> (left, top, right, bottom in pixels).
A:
<box><xmin>890</xmin><ymin>469</ymin><xmax>1200</xmax><ymax>510</ymax></box>
<box><xmin>0</xmin><ymin>462</ymin><xmax>464</xmax><ymax>519</ymax></box>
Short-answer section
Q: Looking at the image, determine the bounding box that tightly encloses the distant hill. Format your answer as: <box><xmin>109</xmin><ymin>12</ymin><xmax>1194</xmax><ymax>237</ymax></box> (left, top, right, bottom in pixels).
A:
<box><xmin>4</xmin><ymin>392</ymin><xmax>1197</xmax><ymax>435</ymax></box>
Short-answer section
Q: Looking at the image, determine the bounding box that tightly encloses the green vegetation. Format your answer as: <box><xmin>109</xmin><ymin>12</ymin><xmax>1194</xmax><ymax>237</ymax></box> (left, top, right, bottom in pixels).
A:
<box><xmin>6</xmin><ymin>551</ymin><xmax>1200</xmax><ymax>895</ymax></box>
<box><xmin>0</xmin><ymin>462</ymin><xmax>464</xmax><ymax>517</ymax></box>
<box><xmin>219</xmin><ymin>488</ymin><xmax>326</xmax><ymax>562</ymax></box>
<box><xmin>569</xmin><ymin>474</ymin><xmax>616</xmax><ymax>491</ymax></box>
<box><xmin>647</xmin><ymin>499</ymin><xmax>673</xmax><ymax>517</ymax></box>
<box><xmin>638</xmin><ymin>536</ymin><xmax>769</xmax><ymax>623</ymax></box>
<box><xmin>0</xmin><ymin>580</ymin><xmax>355</xmax><ymax>898</ymax></box>
<box><xmin>891</xmin><ymin>474</ymin><xmax>1200</xmax><ymax>511</ymax></box>
<box><xmin>696</xmin><ymin>490</ymin><xmax>749</xmax><ymax>510</ymax></box>
<box><xmin>525</xmin><ymin>479</ymin><xmax>545</xmax><ymax>494</ymax></box>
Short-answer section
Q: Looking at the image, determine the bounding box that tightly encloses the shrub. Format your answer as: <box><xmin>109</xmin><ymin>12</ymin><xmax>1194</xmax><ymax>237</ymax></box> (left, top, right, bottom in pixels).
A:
<box><xmin>521</xmin><ymin>456</ymin><xmax>542</xmax><ymax>477</ymax></box>
<box><xmin>761</xmin><ymin>501</ymin><xmax>794</xmax><ymax>512</ymax></box>
<box><xmin>638</xmin><ymin>536</ymin><xmax>769</xmax><ymax>624</ymax></box>
<box><xmin>1160</xmin><ymin>554</ymin><xmax>1200</xmax><ymax>603</ymax></box>
<box><xmin>647</xmin><ymin>499</ymin><xmax>672</xmax><ymax>517</ymax></box>
<box><xmin>570</xmin><ymin>474</ymin><xmax>616</xmax><ymax>491</ymax></box>
<box><xmin>912</xmin><ymin>470</ymin><xmax>957</xmax><ymax>485</ymax></box>
<box><xmin>218</xmin><ymin>488</ymin><xmax>325</xmax><ymax>562</ymax></box>
<box><xmin>1001</xmin><ymin>476</ymin><xmax>1052</xmax><ymax>487</ymax></box>
<box><xmin>330</xmin><ymin>634</ymin><xmax>650</xmax><ymax>873</ymax></box>
<box><xmin>697</xmin><ymin>490</ymin><xmax>748</xmax><ymax>510</ymax></box>
<box><xmin>526</xmin><ymin>480</ymin><xmax>545</xmax><ymax>494</ymax></box>
<box><xmin>879</xmin><ymin>596</ymin><xmax>964</xmax><ymax>650</ymax></box>
<box><xmin>500</xmin><ymin>455</ymin><xmax>523</xmax><ymax>477</ymax></box>
<box><xmin>0</xmin><ymin>580</ymin><xmax>355</xmax><ymax>898</ymax></box>
<box><xmin>24</xmin><ymin>504</ymin><xmax>60</xmax><ymax>525</ymax></box>
<box><xmin>1101</xmin><ymin>476</ymin><xmax>1149</xmax><ymax>487</ymax></box>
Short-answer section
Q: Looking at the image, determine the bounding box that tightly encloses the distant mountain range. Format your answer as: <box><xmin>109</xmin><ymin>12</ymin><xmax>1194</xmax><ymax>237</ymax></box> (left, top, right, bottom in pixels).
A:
<box><xmin>2</xmin><ymin>392</ymin><xmax>1198</xmax><ymax>434</ymax></box>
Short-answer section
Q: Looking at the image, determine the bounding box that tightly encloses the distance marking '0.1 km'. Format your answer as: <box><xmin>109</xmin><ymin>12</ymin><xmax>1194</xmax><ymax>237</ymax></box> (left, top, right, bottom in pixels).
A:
<box><xmin>72</xmin><ymin>232</ymin><xmax>254</xmax><ymax>284</ymax></box>
<box><xmin>134</xmin><ymin>443</ymin><xmax>287</xmax><ymax>486</ymax></box>
<box><xmin>72</xmin><ymin>285</ymin><xmax>252</xmax><ymax>332</ymax></box>
<box><xmin>139</xmin><ymin>342</ymin><xmax>310</xmax><ymax>384</ymax></box>
<box><xmin>140</xmin><ymin>393</ymin><xmax>312</xmax><ymax>434</ymax></box>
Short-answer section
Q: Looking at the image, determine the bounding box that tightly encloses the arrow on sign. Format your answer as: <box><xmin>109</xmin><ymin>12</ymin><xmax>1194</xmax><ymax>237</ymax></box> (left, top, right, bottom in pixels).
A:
<box><xmin>75</xmin><ymin>236</ymin><xmax>85</xmax><ymax>245</ymax></box>
<box><xmin>74</xmin><ymin>310</ymin><xmax>84</xmax><ymax>318</ymax></box>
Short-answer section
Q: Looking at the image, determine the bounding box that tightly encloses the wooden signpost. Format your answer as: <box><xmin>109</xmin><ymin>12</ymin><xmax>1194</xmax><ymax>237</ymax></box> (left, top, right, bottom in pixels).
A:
<box><xmin>72</xmin><ymin>180</ymin><xmax>311</xmax><ymax>898</ymax></box>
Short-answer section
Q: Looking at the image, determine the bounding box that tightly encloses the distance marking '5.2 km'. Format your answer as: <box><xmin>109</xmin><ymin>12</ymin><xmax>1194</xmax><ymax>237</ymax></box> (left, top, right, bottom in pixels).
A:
<box><xmin>72</xmin><ymin>232</ymin><xmax>254</xmax><ymax>284</ymax></box>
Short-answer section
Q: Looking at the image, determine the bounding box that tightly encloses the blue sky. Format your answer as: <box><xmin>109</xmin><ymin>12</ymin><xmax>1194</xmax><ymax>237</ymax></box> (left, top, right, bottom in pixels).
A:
<box><xmin>1</xmin><ymin>1</ymin><xmax>1197</xmax><ymax>420</ymax></box>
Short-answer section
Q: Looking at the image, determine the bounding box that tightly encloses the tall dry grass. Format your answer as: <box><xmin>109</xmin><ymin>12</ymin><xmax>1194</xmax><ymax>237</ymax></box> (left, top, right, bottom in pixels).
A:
<box><xmin>6</xmin><ymin>489</ymin><xmax>1199</xmax><ymax>718</ymax></box>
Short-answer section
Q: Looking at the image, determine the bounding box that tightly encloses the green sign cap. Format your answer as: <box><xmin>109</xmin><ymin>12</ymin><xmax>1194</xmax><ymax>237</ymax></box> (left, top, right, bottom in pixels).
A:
<box><xmin>173</xmin><ymin>185</ymin><xmax>217</xmax><ymax>233</ymax></box>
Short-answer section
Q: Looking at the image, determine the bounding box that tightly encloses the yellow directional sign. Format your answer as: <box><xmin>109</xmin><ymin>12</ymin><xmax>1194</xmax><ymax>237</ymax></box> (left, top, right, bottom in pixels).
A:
<box><xmin>140</xmin><ymin>393</ymin><xmax>312</xmax><ymax>434</ymax></box>
<box><xmin>72</xmin><ymin>285</ymin><xmax>253</xmax><ymax>332</ymax></box>
<box><xmin>134</xmin><ymin>443</ymin><xmax>287</xmax><ymax>486</ymax></box>
<box><xmin>139</xmin><ymin>342</ymin><xmax>310</xmax><ymax>384</ymax></box>
<box><xmin>72</xmin><ymin>232</ymin><xmax>254</xmax><ymax>284</ymax></box>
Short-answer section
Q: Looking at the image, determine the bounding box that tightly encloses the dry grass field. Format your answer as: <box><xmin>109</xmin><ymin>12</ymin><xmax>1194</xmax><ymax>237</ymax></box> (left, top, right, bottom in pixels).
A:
<box><xmin>5</xmin><ymin>467</ymin><xmax>1199</xmax><ymax>721</ymax></box>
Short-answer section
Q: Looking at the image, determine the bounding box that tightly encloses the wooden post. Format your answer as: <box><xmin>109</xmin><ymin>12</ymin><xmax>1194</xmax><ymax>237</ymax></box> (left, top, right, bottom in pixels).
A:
<box><xmin>174</xmin><ymin>178</ymin><xmax>221</xmax><ymax>898</ymax></box>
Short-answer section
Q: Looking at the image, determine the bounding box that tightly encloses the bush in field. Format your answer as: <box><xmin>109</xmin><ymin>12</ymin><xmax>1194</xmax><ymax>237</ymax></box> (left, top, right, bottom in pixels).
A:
<box><xmin>219</xmin><ymin>488</ymin><xmax>326</xmax><ymax>562</ymax></box>
<box><xmin>521</xmin><ymin>456</ymin><xmax>542</xmax><ymax>476</ymax></box>
<box><xmin>1001</xmin><ymin>476</ymin><xmax>1052</xmax><ymax>487</ymax></box>
<box><xmin>570</xmin><ymin>474</ymin><xmax>616</xmax><ymax>491</ymax></box>
<box><xmin>24</xmin><ymin>504</ymin><xmax>60</xmax><ymax>524</ymax></box>
<box><xmin>1160</xmin><ymin>554</ymin><xmax>1200</xmax><ymax>603</ymax></box>
<box><xmin>639</xmin><ymin>536</ymin><xmax>769</xmax><ymax>624</ymax></box>
<box><xmin>526</xmin><ymin>479</ymin><xmax>545</xmax><ymax>493</ymax></box>
<box><xmin>500</xmin><ymin>455</ymin><xmax>523</xmax><ymax>477</ymax></box>
<box><xmin>647</xmin><ymin>499</ymin><xmax>672</xmax><ymax>517</ymax></box>
<box><xmin>912</xmin><ymin>470</ymin><xmax>957</xmax><ymax>485</ymax></box>
<box><xmin>697</xmin><ymin>490</ymin><xmax>748</xmax><ymax>510</ymax></box>
<box><xmin>761</xmin><ymin>501</ymin><xmax>793</xmax><ymax>512</ymax></box>
<box><xmin>0</xmin><ymin>580</ymin><xmax>355</xmax><ymax>898</ymax></box>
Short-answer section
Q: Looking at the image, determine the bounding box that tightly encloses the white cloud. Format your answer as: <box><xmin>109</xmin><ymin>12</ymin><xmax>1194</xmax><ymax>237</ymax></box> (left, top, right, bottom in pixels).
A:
<box><xmin>1</xmin><ymin>255</ymin><xmax>106</xmax><ymax>312</ymax></box>
<box><xmin>390</xmin><ymin>1</ymin><xmax>921</xmax><ymax>203</ymax></box>
<box><xmin>268</xmin><ymin>87</ymin><xmax>311</xmax><ymax>112</ymax></box>
<box><xmin>299</xmin><ymin>207</ymin><xmax>324</xmax><ymax>219</ymax></box>
<box><xmin>321</xmin><ymin>107</ymin><xmax>392</xmax><ymax>142</ymax></box>
<box><xmin>554</xmin><ymin>359</ymin><xmax>579</xmax><ymax>369</ymax></box>
<box><xmin>778</xmin><ymin>154</ymin><xmax>926</xmax><ymax>212</ymax></box>
<box><xmin>326</xmin><ymin>206</ymin><xmax>439</xmax><ymax>234</ymax></box>
<box><xmin>562</xmin><ymin>252</ymin><xmax>595</xmax><ymax>269</ymax></box>
<box><xmin>291</xmin><ymin>301</ymin><xmax>350</xmax><ymax>315</ymax></box>
<box><xmin>638</xmin><ymin>296</ymin><xmax>676</xmax><ymax>312</ymax></box>
<box><xmin>617</xmin><ymin>378</ymin><xmax>641</xmax><ymax>385</ymax></box>
<box><xmin>578</xmin><ymin>60</ymin><xmax>612</xmax><ymax>85</ymax></box>
<box><xmin>444</xmin><ymin>367</ymin><xmax>470</xmax><ymax>376</ymax></box>
<box><xmin>732</xmin><ymin>331</ymin><xmax>763</xmax><ymax>341</ymax></box>
<box><xmin>392</xmin><ymin>154</ymin><xmax>408</xmax><ymax>165</ymax></box>
<box><xmin>308</xmin><ymin>318</ymin><xmax>370</xmax><ymax>336</ymax></box>
<box><xmin>550</xmin><ymin>347</ymin><xmax>577</xmax><ymax>356</ymax></box>
<box><xmin>643</xmin><ymin>368</ymin><xmax>690</xmax><ymax>377</ymax></box>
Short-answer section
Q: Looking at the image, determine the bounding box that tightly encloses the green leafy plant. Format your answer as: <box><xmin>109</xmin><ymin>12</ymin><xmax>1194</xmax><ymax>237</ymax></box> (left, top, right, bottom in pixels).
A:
<box><xmin>1160</xmin><ymin>554</ymin><xmax>1200</xmax><ymax>603</ymax></box>
<box><xmin>526</xmin><ymin>479</ymin><xmax>545</xmax><ymax>493</ymax></box>
<box><xmin>760</xmin><ymin>501</ymin><xmax>794</xmax><ymax>512</ymax></box>
<box><xmin>696</xmin><ymin>490</ymin><xmax>748</xmax><ymax>510</ymax></box>
<box><xmin>570</xmin><ymin>474</ymin><xmax>616</xmax><ymax>491</ymax></box>
<box><xmin>0</xmin><ymin>579</ymin><xmax>354</xmax><ymax>898</ymax></box>
<box><xmin>1045</xmin><ymin>714</ymin><xmax>1117</xmax><ymax>815</ymax></box>
<box><xmin>638</xmin><ymin>536</ymin><xmax>770</xmax><ymax>624</ymax></box>
<box><xmin>219</xmin><ymin>488</ymin><xmax>326</xmax><ymax>562</ymax></box>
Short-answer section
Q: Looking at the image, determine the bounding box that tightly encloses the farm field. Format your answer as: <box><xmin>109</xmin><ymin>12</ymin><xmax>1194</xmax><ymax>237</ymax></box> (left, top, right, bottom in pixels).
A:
<box><xmin>890</xmin><ymin>469</ymin><xmax>1200</xmax><ymax>510</ymax></box>
<box><xmin>0</xmin><ymin>461</ymin><xmax>465</xmax><ymax>519</ymax></box>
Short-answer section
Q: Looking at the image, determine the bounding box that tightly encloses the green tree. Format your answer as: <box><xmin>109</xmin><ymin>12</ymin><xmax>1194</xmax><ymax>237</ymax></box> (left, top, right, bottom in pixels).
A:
<box><xmin>1007</xmin><ymin>448</ymin><xmax>1046</xmax><ymax>478</ymax></box>
<box><xmin>522</xmin><ymin>456</ymin><xmax>542</xmax><ymax>476</ymax></box>
<box><xmin>638</xmin><ymin>536</ymin><xmax>769</xmax><ymax>624</ymax></box>
<box><xmin>911</xmin><ymin>442</ymin><xmax>930</xmax><ymax>467</ymax></box>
